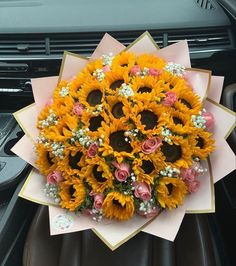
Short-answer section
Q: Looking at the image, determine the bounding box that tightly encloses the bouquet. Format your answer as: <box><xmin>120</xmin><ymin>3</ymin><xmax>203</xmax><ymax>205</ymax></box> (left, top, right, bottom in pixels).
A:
<box><xmin>12</xmin><ymin>32</ymin><xmax>236</xmax><ymax>249</ymax></box>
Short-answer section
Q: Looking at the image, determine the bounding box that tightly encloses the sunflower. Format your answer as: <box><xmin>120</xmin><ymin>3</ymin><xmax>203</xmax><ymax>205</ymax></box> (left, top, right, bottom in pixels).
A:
<box><xmin>81</xmin><ymin>58</ymin><xmax>103</xmax><ymax>78</ymax></box>
<box><xmin>102</xmin><ymin>191</ymin><xmax>135</xmax><ymax>220</ymax></box>
<box><xmin>83</xmin><ymin>156</ymin><xmax>114</xmax><ymax>193</ymax></box>
<box><xmin>158</xmin><ymin>71</ymin><xmax>185</xmax><ymax>92</ymax></box>
<box><xmin>111</xmin><ymin>52</ymin><xmax>135</xmax><ymax>70</ymax></box>
<box><xmin>156</xmin><ymin>177</ymin><xmax>187</xmax><ymax>209</ymax></box>
<box><xmin>59</xmin><ymin>178</ymin><xmax>86</xmax><ymax>211</ymax></box>
<box><xmin>131</xmin><ymin>76</ymin><xmax>164</xmax><ymax>102</ymax></box>
<box><xmin>136</xmin><ymin>54</ymin><xmax>166</xmax><ymax>70</ymax></box>
<box><xmin>98</xmin><ymin>119</ymin><xmax>138</xmax><ymax>163</ymax></box>
<box><xmin>131</xmin><ymin>101</ymin><xmax>166</xmax><ymax>137</ymax></box>
<box><xmin>174</xmin><ymin>86</ymin><xmax>202</xmax><ymax>115</ymax></box>
<box><xmin>77</xmin><ymin>78</ymin><xmax>105</xmax><ymax>109</ymax></box>
<box><xmin>104</xmin><ymin>95</ymin><xmax>131</xmax><ymax>123</ymax></box>
<box><xmin>58</xmin><ymin>145</ymin><xmax>86</xmax><ymax>178</ymax></box>
<box><xmin>190</xmin><ymin>130</ymin><xmax>215</xmax><ymax>159</ymax></box>
<box><xmin>43</xmin><ymin>113</ymin><xmax>78</xmax><ymax>142</ymax></box>
<box><xmin>35</xmin><ymin>143</ymin><xmax>58</xmax><ymax>175</ymax></box>
<box><xmin>133</xmin><ymin>154</ymin><xmax>162</xmax><ymax>184</ymax></box>
<box><xmin>105</xmin><ymin>67</ymin><xmax>131</xmax><ymax>94</ymax></box>
<box><xmin>160</xmin><ymin>136</ymin><xmax>193</xmax><ymax>168</ymax></box>
<box><xmin>166</xmin><ymin>109</ymin><xmax>193</xmax><ymax>135</ymax></box>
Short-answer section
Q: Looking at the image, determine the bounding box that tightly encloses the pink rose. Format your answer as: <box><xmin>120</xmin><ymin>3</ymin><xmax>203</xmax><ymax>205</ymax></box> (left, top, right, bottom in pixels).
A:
<box><xmin>163</xmin><ymin>91</ymin><xmax>177</xmax><ymax>107</ymax></box>
<box><xmin>47</xmin><ymin>171</ymin><xmax>63</xmax><ymax>184</ymax></box>
<box><xmin>93</xmin><ymin>194</ymin><xmax>104</xmax><ymax>210</ymax></box>
<box><xmin>102</xmin><ymin>65</ymin><xmax>110</xmax><ymax>73</ymax></box>
<box><xmin>87</xmin><ymin>142</ymin><xmax>99</xmax><ymax>158</ymax></box>
<box><xmin>130</xmin><ymin>65</ymin><xmax>141</xmax><ymax>76</ymax></box>
<box><xmin>133</xmin><ymin>182</ymin><xmax>152</xmax><ymax>201</ymax></box>
<box><xmin>137</xmin><ymin>207</ymin><xmax>159</xmax><ymax>218</ymax></box>
<box><xmin>73</xmin><ymin>102</ymin><xmax>84</xmax><ymax>116</ymax></box>
<box><xmin>148</xmin><ymin>68</ymin><xmax>162</xmax><ymax>77</ymax></box>
<box><xmin>186</xmin><ymin>180</ymin><xmax>200</xmax><ymax>194</ymax></box>
<box><xmin>113</xmin><ymin>162</ymin><xmax>131</xmax><ymax>182</ymax></box>
<box><xmin>203</xmin><ymin>111</ymin><xmax>215</xmax><ymax>131</ymax></box>
<box><xmin>141</xmin><ymin>137</ymin><xmax>162</xmax><ymax>154</ymax></box>
<box><xmin>180</xmin><ymin>168</ymin><xmax>196</xmax><ymax>182</ymax></box>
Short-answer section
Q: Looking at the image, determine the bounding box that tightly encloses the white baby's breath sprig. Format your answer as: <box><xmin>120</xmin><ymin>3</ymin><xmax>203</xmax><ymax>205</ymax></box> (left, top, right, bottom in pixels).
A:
<box><xmin>164</xmin><ymin>62</ymin><xmax>185</xmax><ymax>77</ymax></box>
<box><xmin>160</xmin><ymin>165</ymin><xmax>180</xmax><ymax>178</ymax></box>
<box><xmin>44</xmin><ymin>183</ymin><xmax>60</xmax><ymax>204</ymax></box>
<box><xmin>161</xmin><ymin>126</ymin><xmax>172</xmax><ymax>143</ymax></box>
<box><xmin>51</xmin><ymin>142</ymin><xmax>65</xmax><ymax>159</ymax></box>
<box><xmin>38</xmin><ymin>110</ymin><xmax>58</xmax><ymax>128</ymax></box>
<box><xmin>93</xmin><ymin>69</ymin><xmax>105</xmax><ymax>82</ymax></box>
<box><xmin>59</xmin><ymin>86</ymin><xmax>69</xmax><ymax>97</ymax></box>
<box><xmin>118</xmin><ymin>83</ymin><xmax>134</xmax><ymax>98</ymax></box>
<box><xmin>191</xmin><ymin>111</ymin><xmax>206</xmax><ymax>129</ymax></box>
<box><xmin>102</xmin><ymin>53</ymin><xmax>114</xmax><ymax>66</ymax></box>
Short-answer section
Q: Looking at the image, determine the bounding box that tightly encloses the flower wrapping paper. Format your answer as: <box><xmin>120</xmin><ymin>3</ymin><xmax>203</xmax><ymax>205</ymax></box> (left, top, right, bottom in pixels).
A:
<box><xmin>12</xmin><ymin>32</ymin><xmax>236</xmax><ymax>250</ymax></box>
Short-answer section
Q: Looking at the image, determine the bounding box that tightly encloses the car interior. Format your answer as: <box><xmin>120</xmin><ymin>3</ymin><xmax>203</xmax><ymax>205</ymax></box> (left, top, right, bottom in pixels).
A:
<box><xmin>0</xmin><ymin>0</ymin><xmax>235</xmax><ymax>265</ymax></box>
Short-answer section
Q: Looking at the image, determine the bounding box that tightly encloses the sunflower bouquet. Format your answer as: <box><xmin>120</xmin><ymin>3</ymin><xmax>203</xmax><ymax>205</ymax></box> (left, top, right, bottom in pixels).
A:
<box><xmin>35</xmin><ymin>51</ymin><xmax>215</xmax><ymax>222</ymax></box>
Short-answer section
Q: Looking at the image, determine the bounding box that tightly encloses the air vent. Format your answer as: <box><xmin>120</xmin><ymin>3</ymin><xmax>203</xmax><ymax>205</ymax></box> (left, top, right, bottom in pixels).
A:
<box><xmin>0</xmin><ymin>36</ymin><xmax>46</xmax><ymax>57</ymax></box>
<box><xmin>167</xmin><ymin>28</ymin><xmax>232</xmax><ymax>54</ymax></box>
<box><xmin>0</xmin><ymin>28</ymin><xmax>233</xmax><ymax>59</ymax></box>
<box><xmin>195</xmin><ymin>0</ymin><xmax>216</xmax><ymax>10</ymax></box>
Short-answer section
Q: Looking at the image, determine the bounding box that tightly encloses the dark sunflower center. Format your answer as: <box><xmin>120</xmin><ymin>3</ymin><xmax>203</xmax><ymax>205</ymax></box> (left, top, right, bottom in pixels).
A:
<box><xmin>110</xmin><ymin>80</ymin><xmax>124</xmax><ymax>90</ymax></box>
<box><xmin>69</xmin><ymin>152</ymin><xmax>83</xmax><ymax>170</ymax></box>
<box><xmin>89</xmin><ymin>115</ymin><xmax>104</xmax><ymax>131</ymax></box>
<box><xmin>161</xmin><ymin>142</ymin><xmax>182</xmax><ymax>163</ymax></box>
<box><xmin>173</xmin><ymin>117</ymin><xmax>184</xmax><ymax>126</ymax></box>
<box><xmin>92</xmin><ymin>165</ymin><xmax>107</xmax><ymax>183</ymax></box>
<box><xmin>87</xmin><ymin>90</ymin><xmax>102</xmax><ymax>106</ymax></box>
<box><xmin>112</xmin><ymin>102</ymin><xmax>124</xmax><ymax>118</ymax></box>
<box><xmin>109</xmin><ymin>130</ymin><xmax>132</xmax><ymax>153</ymax></box>
<box><xmin>46</xmin><ymin>152</ymin><xmax>53</xmax><ymax>166</ymax></box>
<box><xmin>112</xmin><ymin>199</ymin><xmax>125</xmax><ymax>208</ymax></box>
<box><xmin>138</xmin><ymin>87</ymin><xmax>152</xmax><ymax>93</ymax></box>
<box><xmin>141</xmin><ymin>160</ymin><xmax>155</xmax><ymax>174</ymax></box>
<box><xmin>69</xmin><ymin>185</ymin><xmax>76</xmax><ymax>198</ymax></box>
<box><xmin>180</xmin><ymin>99</ymin><xmax>192</xmax><ymax>109</ymax></box>
<box><xmin>139</xmin><ymin>110</ymin><xmax>158</xmax><ymax>130</ymax></box>
<box><xmin>121</xmin><ymin>63</ymin><xmax>128</xmax><ymax>67</ymax></box>
<box><xmin>196</xmin><ymin>137</ymin><xmax>204</xmax><ymax>149</ymax></box>
<box><xmin>166</xmin><ymin>184</ymin><xmax>173</xmax><ymax>195</ymax></box>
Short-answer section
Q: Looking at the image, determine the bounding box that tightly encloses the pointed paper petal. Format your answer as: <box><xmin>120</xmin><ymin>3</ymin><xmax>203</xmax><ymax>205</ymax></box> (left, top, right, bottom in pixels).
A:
<box><xmin>49</xmin><ymin>206</ymin><xmax>94</xmax><ymax>235</ymax></box>
<box><xmin>126</xmin><ymin>32</ymin><xmax>159</xmax><ymax>54</ymax></box>
<box><xmin>32</xmin><ymin>76</ymin><xmax>58</xmax><ymax>110</ymax></box>
<box><xmin>210</xmin><ymin>138</ymin><xmax>236</xmax><ymax>183</ymax></box>
<box><xmin>207</xmin><ymin>76</ymin><xmax>224</xmax><ymax>103</ymax></box>
<box><xmin>142</xmin><ymin>206</ymin><xmax>186</xmax><ymax>241</ymax></box>
<box><xmin>59</xmin><ymin>52</ymin><xmax>88</xmax><ymax>82</ymax></box>
<box><xmin>185</xmin><ymin>68</ymin><xmax>211</xmax><ymax>101</ymax></box>
<box><xmin>13</xmin><ymin>103</ymin><xmax>39</xmax><ymax>140</ymax></box>
<box><xmin>156</xmin><ymin>40</ymin><xmax>191</xmax><ymax>67</ymax></box>
<box><xmin>11</xmin><ymin>134</ymin><xmax>37</xmax><ymax>168</ymax></box>
<box><xmin>90</xmin><ymin>33</ymin><xmax>125</xmax><ymax>60</ymax></box>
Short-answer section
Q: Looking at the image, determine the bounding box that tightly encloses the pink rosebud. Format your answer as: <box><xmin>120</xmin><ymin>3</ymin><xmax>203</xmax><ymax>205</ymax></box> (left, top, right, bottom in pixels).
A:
<box><xmin>113</xmin><ymin>162</ymin><xmax>131</xmax><ymax>182</ymax></box>
<box><xmin>186</xmin><ymin>180</ymin><xmax>200</xmax><ymax>194</ymax></box>
<box><xmin>203</xmin><ymin>111</ymin><xmax>215</xmax><ymax>131</ymax></box>
<box><xmin>47</xmin><ymin>171</ymin><xmax>63</xmax><ymax>184</ymax></box>
<box><xmin>130</xmin><ymin>65</ymin><xmax>141</xmax><ymax>76</ymax></box>
<box><xmin>94</xmin><ymin>194</ymin><xmax>104</xmax><ymax>210</ymax></box>
<box><xmin>46</xmin><ymin>98</ymin><xmax>54</xmax><ymax>107</ymax></box>
<box><xmin>133</xmin><ymin>182</ymin><xmax>152</xmax><ymax>201</ymax></box>
<box><xmin>180</xmin><ymin>168</ymin><xmax>196</xmax><ymax>182</ymax></box>
<box><xmin>137</xmin><ymin>207</ymin><xmax>159</xmax><ymax>218</ymax></box>
<box><xmin>141</xmin><ymin>137</ymin><xmax>162</xmax><ymax>154</ymax></box>
<box><xmin>102</xmin><ymin>65</ymin><xmax>111</xmax><ymax>73</ymax></box>
<box><xmin>148</xmin><ymin>68</ymin><xmax>162</xmax><ymax>77</ymax></box>
<box><xmin>163</xmin><ymin>91</ymin><xmax>177</xmax><ymax>107</ymax></box>
<box><xmin>87</xmin><ymin>142</ymin><xmax>99</xmax><ymax>158</ymax></box>
<box><xmin>73</xmin><ymin>102</ymin><xmax>84</xmax><ymax>116</ymax></box>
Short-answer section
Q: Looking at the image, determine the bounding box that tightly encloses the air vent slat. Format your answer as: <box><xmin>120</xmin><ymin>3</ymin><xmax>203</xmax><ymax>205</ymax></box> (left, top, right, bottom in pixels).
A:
<box><xmin>0</xmin><ymin>29</ymin><xmax>233</xmax><ymax>58</ymax></box>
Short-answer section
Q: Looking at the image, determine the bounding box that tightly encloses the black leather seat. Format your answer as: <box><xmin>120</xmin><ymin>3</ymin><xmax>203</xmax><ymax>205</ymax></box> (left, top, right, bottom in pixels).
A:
<box><xmin>23</xmin><ymin>205</ymin><xmax>221</xmax><ymax>266</ymax></box>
